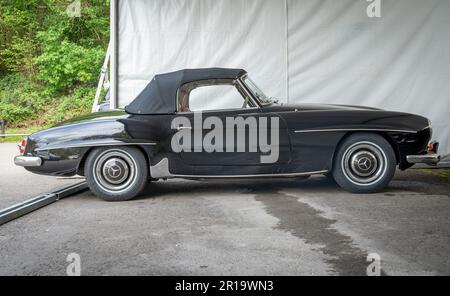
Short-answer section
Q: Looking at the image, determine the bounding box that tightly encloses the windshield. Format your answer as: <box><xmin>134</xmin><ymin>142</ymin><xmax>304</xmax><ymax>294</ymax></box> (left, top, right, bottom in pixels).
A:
<box><xmin>241</xmin><ymin>76</ymin><xmax>276</xmax><ymax>106</ymax></box>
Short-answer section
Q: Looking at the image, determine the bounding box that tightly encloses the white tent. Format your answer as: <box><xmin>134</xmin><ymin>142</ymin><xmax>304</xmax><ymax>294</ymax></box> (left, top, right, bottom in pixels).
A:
<box><xmin>110</xmin><ymin>0</ymin><xmax>450</xmax><ymax>157</ymax></box>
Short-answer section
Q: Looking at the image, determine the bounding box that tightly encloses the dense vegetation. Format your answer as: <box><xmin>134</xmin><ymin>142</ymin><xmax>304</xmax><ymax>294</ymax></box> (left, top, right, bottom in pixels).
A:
<box><xmin>0</xmin><ymin>0</ymin><xmax>109</xmax><ymax>131</ymax></box>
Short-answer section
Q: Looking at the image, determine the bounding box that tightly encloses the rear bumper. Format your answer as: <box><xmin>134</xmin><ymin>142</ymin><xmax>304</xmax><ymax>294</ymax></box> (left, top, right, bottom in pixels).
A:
<box><xmin>406</xmin><ymin>153</ymin><xmax>440</xmax><ymax>165</ymax></box>
<box><xmin>14</xmin><ymin>156</ymin><xmax>42</xmax><ymax>167</ymax></box>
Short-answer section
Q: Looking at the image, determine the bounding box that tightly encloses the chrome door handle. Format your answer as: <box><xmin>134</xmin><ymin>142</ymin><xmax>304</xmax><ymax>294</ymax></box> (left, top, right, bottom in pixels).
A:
<box><xmin>177</xmin><ymin>126</ymin><xmax>192</xmax><ymax>131</ymax></box>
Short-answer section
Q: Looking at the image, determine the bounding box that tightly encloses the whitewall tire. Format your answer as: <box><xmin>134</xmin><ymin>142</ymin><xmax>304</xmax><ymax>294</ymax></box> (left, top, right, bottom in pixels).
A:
<box><xmin>331</xmin><ymin>133</ymin><xmax>397</xmax><ymax>193</ymax></box>
<box><xmin>85</xmin><ymin>147</ymin><xmax>148</xmax><ymax>201</ymax></box>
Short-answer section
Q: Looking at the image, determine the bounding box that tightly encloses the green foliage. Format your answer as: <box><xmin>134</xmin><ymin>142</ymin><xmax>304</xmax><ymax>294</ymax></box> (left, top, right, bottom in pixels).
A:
<box><xmin>0</xmin><ymin>0</ymin><xmax>41</xmax><ymax>75</ymax></box>
<box><xmin>1</xmin><ymin>36</ymin><xmax>38</xmax><ymax>74</ymax></box>
<box><xmin>0</xmin><ymin>103</ymin><xmax>31</xmax><ymax>123</ymax></box>
<box><xmin>36</xmin><ymin>31</ymin><xmax>104</xmax><ymax>93</ymax></box>
<box><xmin>0</xmin><ymin>73</ymin><xmax>97</xmax><ymax>127</ymax></box>
<box><xmin>0</xmin><ymin>0</ymin><xmax>109</xmax><ymax>129</ymax></box>
<box><xmin>0</xmin><ymin>73</ymin><xmax>46</xmax><ymax>124</ymax></box>
<box><xmin>49</xmin><ymin>86</ymin><xmax>96</xmax><ymax>123</ymax></box>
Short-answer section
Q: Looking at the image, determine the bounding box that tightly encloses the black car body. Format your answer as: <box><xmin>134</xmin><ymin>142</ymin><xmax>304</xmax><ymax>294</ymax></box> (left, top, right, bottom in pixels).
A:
<box><xmin>15</xmin><ymin>68</ymin><xmax>440</xmax><ymax>200</ymax></box>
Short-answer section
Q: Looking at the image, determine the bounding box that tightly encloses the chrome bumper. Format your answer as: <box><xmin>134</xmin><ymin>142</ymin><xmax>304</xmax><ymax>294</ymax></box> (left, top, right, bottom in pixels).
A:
<box><xmin>406</xmin><ymin>153</ymin><xmax>441</xmax><ymax>165</ymax></box>
<box><xmin>14</xmin><ymin>156</ymin><xmax>42</xmax><ymax>167</ymax></box>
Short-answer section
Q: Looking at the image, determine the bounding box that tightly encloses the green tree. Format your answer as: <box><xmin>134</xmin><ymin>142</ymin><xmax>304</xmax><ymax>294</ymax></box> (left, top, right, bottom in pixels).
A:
<box><xmin>0</xmin><ymin>0</ymin><xmax>110</xmax><ymax>127</ymax></box>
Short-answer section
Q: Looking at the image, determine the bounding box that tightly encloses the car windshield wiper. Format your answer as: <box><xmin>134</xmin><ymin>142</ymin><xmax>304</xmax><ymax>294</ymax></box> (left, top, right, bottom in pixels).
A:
<box><xmin>270</xmin><ymin>97</ymin><xmax>280</xmax><ymax>104</ymax></box>
<box><xmin>260</xmin><ymin>97</ymin><xmax>279</xmax><ymax>106</ymax></box>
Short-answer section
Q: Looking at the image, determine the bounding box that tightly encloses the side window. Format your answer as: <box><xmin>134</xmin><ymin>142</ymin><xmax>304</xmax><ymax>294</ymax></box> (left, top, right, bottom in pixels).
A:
<box><xmin>181</xmin><ymin>84</ymin><xmax>250</xmax><ymax>112</ymax></box>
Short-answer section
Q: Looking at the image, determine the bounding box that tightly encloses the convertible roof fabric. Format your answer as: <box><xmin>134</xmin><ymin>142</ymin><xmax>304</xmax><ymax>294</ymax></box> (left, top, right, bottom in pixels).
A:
<box><xmin>125</xmin><ymin>68</ymin><xmax>247</xmax><ymax>115</ymax></box>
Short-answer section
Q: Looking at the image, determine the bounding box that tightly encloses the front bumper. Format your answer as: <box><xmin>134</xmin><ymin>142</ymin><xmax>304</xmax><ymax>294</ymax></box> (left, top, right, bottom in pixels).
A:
<box><xmin>14</xmin><ymin>155</ymin><xmax>42</xmax><ymax>167</ymax></box>
<box><xmin>406</xmin><ymin>153</ymin><xmax>441</xmax><ymax>165</ymax></box>
<box><xmin>406</xmin><ymin>141</ymin><xmax>441</xmax><ymax>165</ymax></box>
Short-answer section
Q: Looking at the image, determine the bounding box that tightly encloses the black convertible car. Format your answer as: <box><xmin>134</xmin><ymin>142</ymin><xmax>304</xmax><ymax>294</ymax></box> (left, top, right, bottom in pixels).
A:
<box><xmin>15</xmin><ymin>68</ymin><xmax>440</xmax><ymax>201</ymax></box>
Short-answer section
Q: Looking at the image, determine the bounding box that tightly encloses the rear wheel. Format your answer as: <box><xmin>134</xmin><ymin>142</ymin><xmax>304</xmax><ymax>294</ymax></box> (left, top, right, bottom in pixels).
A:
<box><xmin>85</xmin><ymin>146</ymin><xmax>148</xmax><ymax>201</ymax></box>
<box><xmin>331</xmin><ymin>133</ymin><xmax>396</xmax><ymax>193</ymax></box>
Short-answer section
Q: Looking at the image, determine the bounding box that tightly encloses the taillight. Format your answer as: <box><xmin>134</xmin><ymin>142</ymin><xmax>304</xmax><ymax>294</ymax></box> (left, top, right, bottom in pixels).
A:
<box><xmin>19</xmin><ymin>137</ymin><xmax>27</xmax><ymax>155</ymax></box>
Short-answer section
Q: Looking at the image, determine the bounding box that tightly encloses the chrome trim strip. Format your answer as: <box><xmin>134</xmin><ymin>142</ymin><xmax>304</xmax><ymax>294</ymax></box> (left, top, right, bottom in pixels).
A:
<box><xmin>14</xmin><ymin>156</ymin><xmax>42</xmax><ymax>167</ymax></box>
<box><xmin>237</xmin><ymin>113</ymin><xmax>262</xmax><ymax>116</ymax></box>
<box><xmin>294</xmin><ymin>128</ymin><xmax>417</xmax><ymax>134</ymax></box>
<box><xmin>35</xmin><ymin>142</ymin><xmax>156</xmax><ymax>151</ymax></box>
<box><xmin>173</xmin><ymin>170</ymin><xmax>328</xmax><ymax>179</ymax></box>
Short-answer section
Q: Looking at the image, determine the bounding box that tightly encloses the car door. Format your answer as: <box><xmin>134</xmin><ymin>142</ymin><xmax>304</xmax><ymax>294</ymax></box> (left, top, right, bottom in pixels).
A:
<box><xmin>172</xmin><ymin>80</ymin><xmax>291</xmax><ymax>170</ymax></box>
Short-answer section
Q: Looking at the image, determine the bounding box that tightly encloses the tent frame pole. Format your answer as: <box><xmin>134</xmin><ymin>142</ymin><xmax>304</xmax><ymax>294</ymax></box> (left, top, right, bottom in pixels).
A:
<box><xmin>110</xmin><ymin>0</ymin><xmax>119</xmax><ymax>110</ymax></box>
<box><xmin>91</xmin><ymin>41</ymin><xmax>111</xmax><ymax>113</ymax></box>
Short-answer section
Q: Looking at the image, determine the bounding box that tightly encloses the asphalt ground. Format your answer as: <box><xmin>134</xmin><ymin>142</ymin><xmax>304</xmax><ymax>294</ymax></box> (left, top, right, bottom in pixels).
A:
<box><xmin>0</xmin><ymin>143</ymin><xmax>449</xmax><ymax>275</ymax></box>
<box><xmin>0</xmin><ymin>143</ymin><xmax>79</xmax><ymax>209</ymax></box>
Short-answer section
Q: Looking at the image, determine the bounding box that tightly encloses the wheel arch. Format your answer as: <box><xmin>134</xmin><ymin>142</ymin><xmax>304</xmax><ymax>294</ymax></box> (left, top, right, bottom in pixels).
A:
<box><xmin>329</xmin><ymin>131</ymin><xmax>401</xmax><ymax>170</ymax></box>
<box><xmin>76</xmin><ymin>145</ymin><xmax>151</xmax><ymax>176</ymax></box>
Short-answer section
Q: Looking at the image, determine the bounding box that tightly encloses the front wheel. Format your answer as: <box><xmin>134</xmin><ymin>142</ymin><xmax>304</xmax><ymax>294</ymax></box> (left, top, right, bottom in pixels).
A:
<box><xmin>331</xmin><ymin>133</ymin><xmax>397</xmax><ymax>193</ymax></box>
<box><xmin>85</xmin><ymin>146</ymin><xmax>148</xmax><ymax>201</ymax></box>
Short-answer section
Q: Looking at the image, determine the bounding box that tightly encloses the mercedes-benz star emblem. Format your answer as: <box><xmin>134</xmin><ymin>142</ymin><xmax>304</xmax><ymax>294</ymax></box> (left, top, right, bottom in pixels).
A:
<box><xmin>108</xmin><ymin>166</ymin><xmax>121</xmax><ymax>178</ymax></box>
<box><xmin>358</xmin><ymin>157</ymin><xmax>371</xmax><ymax>170</ymax></box>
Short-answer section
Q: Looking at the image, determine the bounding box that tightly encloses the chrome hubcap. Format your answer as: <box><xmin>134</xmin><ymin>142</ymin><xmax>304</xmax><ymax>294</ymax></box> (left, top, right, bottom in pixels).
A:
<box><xmin>102</xmin><ymin>158</ymin><xmax>129</xmax><ymax>185</ymax></box>
<box><xmin>342</xmin><ymin>142</ymin><xmax>387</xmax><ymax>186</ymax></box>
<box><xmin>93</xmin><ymin>150</ymin><xmax>137</xmax><ymax>193</ymax></box>
<box><xmin>350</xmin><ymin>151</ymin><xmax>378</xmax><ymax>177</ymax></box>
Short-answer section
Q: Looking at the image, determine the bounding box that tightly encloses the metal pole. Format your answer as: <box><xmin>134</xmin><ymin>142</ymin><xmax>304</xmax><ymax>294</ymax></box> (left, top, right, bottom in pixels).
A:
<box><xmin>285</xmin><ymin>0</ymin><xmax>290</xmax><ymax>104</ymax></box>
<box><xmin>0</xmin><ymin>181</ymin><xmax>88</xmax><ymax>226</ymax></box>
<box><xmin>1</xmin><ymin>120</ymin><xmax>5</xmax><ymax>143</ymax></box>
<box><xmin>110</xmin><ymin>0</ymin><xmax>119</xmax><ymax>110</ymax></box>
<box><xmin>92</xmin><ymin>41</ymin><xmax>111</xmax><ymax>113</ymax></box>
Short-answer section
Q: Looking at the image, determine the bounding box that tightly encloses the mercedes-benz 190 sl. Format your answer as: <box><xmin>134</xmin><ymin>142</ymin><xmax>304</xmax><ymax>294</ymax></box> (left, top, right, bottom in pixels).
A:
<box><xmin>14</xmin><ymin>68</ymin><xmax>440</xmax><ymax>201</ymax></box>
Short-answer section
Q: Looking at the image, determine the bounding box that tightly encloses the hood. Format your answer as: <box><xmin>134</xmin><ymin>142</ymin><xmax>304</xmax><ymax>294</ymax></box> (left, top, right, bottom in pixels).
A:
<box><xmin>264</xmin><ymin>103</ymin><xmax>430</xmax><ymax>133</ymax></box>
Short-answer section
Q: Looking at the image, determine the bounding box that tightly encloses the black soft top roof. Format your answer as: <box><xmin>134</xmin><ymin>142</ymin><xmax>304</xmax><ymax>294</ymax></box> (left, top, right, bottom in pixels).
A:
<box><xmin>125</xmin><ymin>68</ymin><xmax>247</xmax><ymax>115</ymax></box>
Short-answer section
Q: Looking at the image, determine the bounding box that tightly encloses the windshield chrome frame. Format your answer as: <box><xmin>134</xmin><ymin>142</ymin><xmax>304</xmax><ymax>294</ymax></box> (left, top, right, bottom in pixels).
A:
<box><xmin>238</xmin><ymin>74</ymin><xmax>272</xmax><ymax>107</ymax></box>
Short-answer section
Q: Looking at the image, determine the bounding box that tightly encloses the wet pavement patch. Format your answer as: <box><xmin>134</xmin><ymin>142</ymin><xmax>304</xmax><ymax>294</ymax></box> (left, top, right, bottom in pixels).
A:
<box><xmin>252</xmin><ymin>187</ymin><xmax>374</xmax><ymax>276</ymax></box>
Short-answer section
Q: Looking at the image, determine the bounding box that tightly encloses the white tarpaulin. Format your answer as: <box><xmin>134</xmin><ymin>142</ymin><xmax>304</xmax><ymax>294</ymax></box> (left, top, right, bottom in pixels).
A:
<box><xmin>117</xmin><ymin>0</ymin><xmax>450</xmax><ymax>156</ymax></box>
